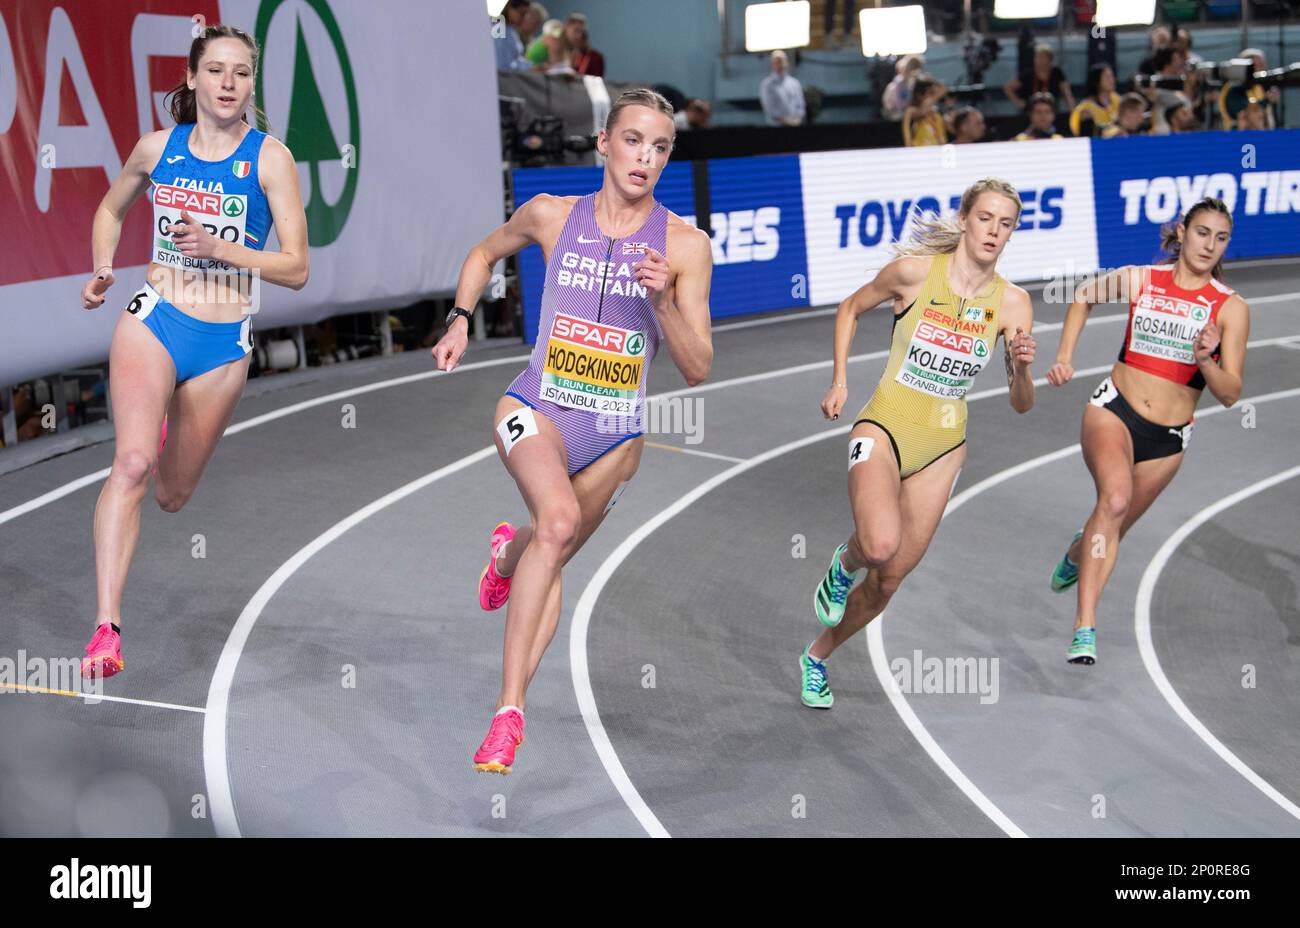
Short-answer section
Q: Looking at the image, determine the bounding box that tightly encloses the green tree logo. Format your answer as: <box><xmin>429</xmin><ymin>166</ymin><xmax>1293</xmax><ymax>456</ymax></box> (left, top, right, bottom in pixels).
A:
<box><xmin>255</xmin><ymin>0</ymin><xmax>360</xmax><ymax>246</ymax></box>
<box><xmin>223</xmin><ymin>197</ymin><xmax>245</xmax><ymax>217</ymax></box>
<box><xmin>626</xmin><ymin>333</ymin><xmax>645</xmax><ymax>356</ymax></box>
<box><xmin>973</xmin><ymin>339</ymin><xmax>988</xmax><ymax>358</ymax></box>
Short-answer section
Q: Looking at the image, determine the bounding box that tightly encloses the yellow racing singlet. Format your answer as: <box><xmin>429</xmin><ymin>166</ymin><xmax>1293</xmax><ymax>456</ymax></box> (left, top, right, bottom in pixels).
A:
<box><xmin>856</xmin><ymin>252</ymin><xmax>1006</xmax><ymax>476</ymax></box>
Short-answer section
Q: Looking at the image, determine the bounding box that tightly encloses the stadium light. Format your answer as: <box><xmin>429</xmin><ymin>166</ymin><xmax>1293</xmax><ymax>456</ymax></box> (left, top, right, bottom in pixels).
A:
<box><xmin>858</xmin><ymin>5</ymin><xmax>927</xmax><ymax>58</ymax></box>
<box><xmin>486</xmin><ymin>0</ymin><xmax>508</xmax><ymax>17</ymax></box>
<box><xmin>1094</xmin><ymin>0</ymin><xmax>1156</xmax><ymax>27</ymax></box>
<box><xmin>745</xmin><ymin>1</ymin><xmax>811</xmax><ymax>53</ymax></box>
<box><xmin>992</xmin><ymin>0</ymin><xmax>1060</xmax><ymax>18</ymax></box>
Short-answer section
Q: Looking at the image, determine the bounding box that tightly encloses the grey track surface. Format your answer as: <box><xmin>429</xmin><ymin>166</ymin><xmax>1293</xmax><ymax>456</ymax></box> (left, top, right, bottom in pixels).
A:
<box><xmin>1</xmin><ymin>259</ymin><xmax>1297</xmax><ymax>837</ymax></box>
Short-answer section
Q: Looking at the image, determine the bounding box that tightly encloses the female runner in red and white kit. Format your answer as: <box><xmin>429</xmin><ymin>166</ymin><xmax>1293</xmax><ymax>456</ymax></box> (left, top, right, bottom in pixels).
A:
<box><xmin>431</xmin><ymin>89</ymin><xmax>714</xmax><ymax>774</ymax></box>
<box><xmin>1046</xmin><ymin>197</ymin><xmax>1249</xmax><ymax>664</ymax></box>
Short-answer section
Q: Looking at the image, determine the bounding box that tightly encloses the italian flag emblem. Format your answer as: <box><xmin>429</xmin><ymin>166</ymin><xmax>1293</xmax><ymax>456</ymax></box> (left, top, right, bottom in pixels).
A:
<box><xmin>232</xmin><ymin>160</ymin><xmax>251</xmax><ymax>178</ymax></box>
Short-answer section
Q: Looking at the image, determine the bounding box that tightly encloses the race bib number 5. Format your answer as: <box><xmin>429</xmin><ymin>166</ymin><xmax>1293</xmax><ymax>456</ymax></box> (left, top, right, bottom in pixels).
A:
<box><xmin>496</xmin><ymin>406</ymin><xmax>539</xmax><ymax>456</ymax></box>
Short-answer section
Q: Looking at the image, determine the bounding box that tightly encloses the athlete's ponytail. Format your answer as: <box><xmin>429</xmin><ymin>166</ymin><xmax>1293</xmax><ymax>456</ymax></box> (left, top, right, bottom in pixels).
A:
<box><xmin>165</xmin><ymin>25</ymin><xmax>267</xmax><ymax>128</ymax></box>
<box><xmin>892</xmin><ymin>177</ymin><xmax>1022</xmax><ymax>257</ymax></box>
<box><xmin>1159</xmin><ymin>197</ymin><xmax>1233</xmax><ymax>281</ymax></box>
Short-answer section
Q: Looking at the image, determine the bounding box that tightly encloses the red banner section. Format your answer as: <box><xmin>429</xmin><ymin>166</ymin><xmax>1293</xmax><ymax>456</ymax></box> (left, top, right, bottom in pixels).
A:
<box><xmin>0</xmin><ymin>1</ymin><xmax>221</xmax><ymax>286</ymax></box>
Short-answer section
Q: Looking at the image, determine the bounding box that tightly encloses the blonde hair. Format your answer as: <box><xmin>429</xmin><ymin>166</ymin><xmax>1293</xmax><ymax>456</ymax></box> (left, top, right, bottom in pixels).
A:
<box><xmin>893</xmin><ymin>178</ymin><xmax>1023</xmax><ymax>257</ymax></box>
<box><xmin>605</xmin><ymin>88</ymin><xmax>675</xmax><ymax>134</ymax></box>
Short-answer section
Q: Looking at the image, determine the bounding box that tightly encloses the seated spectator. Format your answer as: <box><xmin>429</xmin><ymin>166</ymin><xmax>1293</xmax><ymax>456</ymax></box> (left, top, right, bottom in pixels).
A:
<box><xmin>1141</xmin><ymin>47</ymin><xmax>1195</xmax><ymax>134</ymax></box>
<box><xmin>950</xmin><ymin>105</ymin><xmax>985</xmax><ymax>143</ymax></box>
<box><xmin>525</xmin><ymin>17</ymin><xmax>563</xmax><ymax>67</ymax></box>
<box><xmin>1220</xmin><ymin>49</ymin><xmax>1279</xmax><ymax>130</ymax></box>
<box><xmin>1136</xmin><ymin>25</ymin><xmax>1171</xmax><ymax>77</ymax></box>
<box><xmin>493</xmin><ymin>0</ymin><xmax>533</xmax><ymax>72</ymax></box>
<box><xmin>1070</xmin><ymin>63</ymin><xmax>1119</xmax><ymax>137</ymax></box>
<box><xmin>675</xmin><ymin>98</ymin><xmax>712</xmax><ymax>131</ymax></box>
<box><xmin>519</xmin><ymin>2</ymin><xmax>546</xmax><ymax>48</ymax></box>
<box><xmin>1166</xmin><ymin>98</ymin><xmax>1199</xmax><ymax>134</ymax></box>
<box><xmin>760</xmin><ymin>50</ymin><xmax>805</xmax><ymax>127</ymax></box>
<box><xmin>1237</xmin><ymin>100</ymin><xmax>1269</xmax><ymax>131</ymax></box>
<box><xmin>1173</xmin><ymin>26</ymin><xmax>1203</xmax><ymax>68</ymax></box>
<box><xmin>1013</xmin><ymin>92</ymin><xmax>1063</xmax><ymax>140</ymax></box>
<box><xmin>1101</xmin><ymin>93</ymin><xmax>1148</xmax><ymax>137</ymax></box>
<box><xmin>566</xmin><ymin>13</ymin><xmax>605</xmax><ymax>77</ymax></box>
<box><xmin>881</xmin><ymin>54</ymin><xmax>924</xmax><ymax>122</ymax></box>
<box><xmin>1005</xmin><ymin>44</ymin><xmax>1074</xmax><ymax>113</ymax></box>
<box><xmin>902</xmin><ymin>76</ymin><xmax>947</xmax><ymax>146</ymax></box>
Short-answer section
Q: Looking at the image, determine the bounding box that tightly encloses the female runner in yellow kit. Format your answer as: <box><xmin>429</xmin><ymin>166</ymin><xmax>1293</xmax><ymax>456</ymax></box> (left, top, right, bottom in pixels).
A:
<box><xmin>798</xmin><ymin>178</ymin><xmax>1037</xmax><ymax>708</ymax></box>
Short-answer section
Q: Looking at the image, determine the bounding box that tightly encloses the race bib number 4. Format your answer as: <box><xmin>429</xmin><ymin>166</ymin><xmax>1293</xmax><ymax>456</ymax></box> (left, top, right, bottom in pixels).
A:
<box><xmin>152</xmin><ymin>183</ymin><xmax>248</xmax><ymax>271</ymax></box>
<box><xmin>895</xmin><ymin>320</ymin><xmax>989</xmax><ymax>400</ymax></box>
<box><xmin>540</xmin><ymin>312</ymin><xmax>645</xmax><ymax>415</ymax></box>
<box><xmin>1129</xmin><ymin>293</ymin><xmax>1209</xmax><ymax>366</ymax></box>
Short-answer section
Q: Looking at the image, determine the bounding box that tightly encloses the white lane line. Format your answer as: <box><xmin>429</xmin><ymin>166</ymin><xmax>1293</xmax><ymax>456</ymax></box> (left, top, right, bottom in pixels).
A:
<box><xmin>570</xmin><ymin>430</ymin><xmax>839</xmax><ymax>838</ymax></box>
<box><xmin>0</xmin><ymin>686</ymin><xmax>206</xmax><ymax>713</ymax></box>
<box><xmin>1134</xmin><ymin>464</ymin><xmax>1300</xmax><ymax>823</ymax></box>
<box><xmin>572</xmin><ymin>339</ymin><xmax>1300</xmax><ymax>837</ymax></box>
<box><xmin>6</xmin><ymin>294</ymin><xmax>1295</xmax><ymax>528</ymax></box>
<box><xmin>0</xmin><ymin>354</ymin><xmax>528</xmax><ymax>527</ymax></box>
<box><xmin>202</xmin><ymin>446</ymin><xmax>498</xmax><ymax>838</ymax></box>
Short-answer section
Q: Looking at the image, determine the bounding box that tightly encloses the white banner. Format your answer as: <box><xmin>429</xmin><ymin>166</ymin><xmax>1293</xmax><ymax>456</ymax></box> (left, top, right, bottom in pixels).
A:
<box><xmin>800</xmin><ymin>139</ymin><xmax>1098</xmax><ymax>306</ymax></box>
<box><xmin>0</xmin><ymin>0</ymin><xmax>502</xmax><ymax>385</ymax></box>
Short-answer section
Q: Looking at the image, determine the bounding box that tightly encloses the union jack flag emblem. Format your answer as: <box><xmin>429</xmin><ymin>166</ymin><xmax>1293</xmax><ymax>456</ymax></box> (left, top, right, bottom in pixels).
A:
<box><xmin>622</xmin><ymin>241</ymin><xmax>648</xmax><ymax>255</ymax></box>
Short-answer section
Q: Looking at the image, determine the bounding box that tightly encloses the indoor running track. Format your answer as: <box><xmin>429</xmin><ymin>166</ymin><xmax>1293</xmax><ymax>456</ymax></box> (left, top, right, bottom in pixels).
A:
<box><xmin>2</xmin><ymin>257</ymin><xmax>1297</xmax><ymax>837</ymax></box>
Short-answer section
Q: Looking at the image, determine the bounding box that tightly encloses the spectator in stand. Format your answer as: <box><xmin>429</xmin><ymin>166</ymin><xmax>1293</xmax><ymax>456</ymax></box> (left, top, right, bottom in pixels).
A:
<box><xmin>1070</xmin><ymin>63</ymin><xmax>1119</xmax><ymax>137</ymax></box>
<box><xmin>493</xmin><ymin>0</ymin><xmax>533</xmax><ymax>72</ymax></box>
<box><xmin>1237</xmin><ymin>99</ymin><xmax>1269</xmax><ymax>130</ymax></box>
<box><xmin>881</xmin><ymin>54</ymin><xmax>924</xmax><ymax>121</ymax></box>
<box><xmin>1013</xmin><ymin>92</ymin><xmax>1064</xmax><ymax>140</ymax></box>
<box><xmin>1143</xmin><ymin>47</ymin><xmax>1197</xmax><ymax>134</ymax></box>
<box><xmin>1101</xmin><ymin>93</ymin><xmax>1148</xmax><ymax>137</ymax></box>
<box><xmin>760</xmin><ymin>50</ymin><xmax>805</xmax><ymax>127</ymax></box>
<box><xmin>1220</xmin><ymin>49</ymin><xmax>1280</xmax><ymax>130</ymax></box>
<box><xmin>565</xmin><ymin>13</ymin><xmax>605</xmax><ymax>77</ymax></box>
<box><xmin>1136</xmin><ymin>25</ymin><xmax>1171</xmax><ymax>77</ymax></box>
<box><xmin>1173</xmin><ymin>26</ymin><xmax>1203</xmax><ymax>68</ymax></box>
<box><xmin>950</xmin><ymin>105</ymin><xmax>986</xmax><ymax>143</ymax></box>
<box><xmin>1005</xmin><ymin>44</ymin><xmax>1074</xmax><ymax>113</ymax></box>
<box><xmin>519</xmin><ymin>2</ymin><xmax>546</xmax><ymax>48</ymax></box>
<box><xmin>675</xmin><ymin>98</ymin><xmax>712</xmax><ymax>131</ymax></box>
<box><xmin>525</xmin><ymin>17</ymin><xmax>559</xmax><ymax>65</ymax></box>
<box><xmin>901</xmin><ymin>76</ymin><xmax>947</xmax><ymax>146</ymax></box>
<box><xmin>1166</xmin><ymin>98</ymin><xmax>1199</xmax><ymax>134</ymax></box>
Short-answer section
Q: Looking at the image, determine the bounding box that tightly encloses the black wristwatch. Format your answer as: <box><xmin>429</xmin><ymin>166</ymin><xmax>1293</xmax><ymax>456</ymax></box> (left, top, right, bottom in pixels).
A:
<box><xmin>447</xmin><ymin>306</ymin><xmax>473</xmax><ymax>331</ymax></box>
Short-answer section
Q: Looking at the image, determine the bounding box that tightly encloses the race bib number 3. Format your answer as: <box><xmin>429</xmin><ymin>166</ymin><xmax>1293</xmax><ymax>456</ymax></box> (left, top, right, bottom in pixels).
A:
<box><xmin>1129</xmin><ymin>293</ymin><xmax>1208</xmax><ymax>366</ymax></box>
<box><xmin>540</xmin><ymin>312</ymin><xmax>645</xmax><ymax>415</ymax></box>
<box><xmin>152</xmin><ymin>183</ymin><xmax>248</xmax><ymax>271</ymax></box>
<box><xmin>895</xmin><ymin>320</ymin><xmax>989</xmax><ymax>400</ymax></box>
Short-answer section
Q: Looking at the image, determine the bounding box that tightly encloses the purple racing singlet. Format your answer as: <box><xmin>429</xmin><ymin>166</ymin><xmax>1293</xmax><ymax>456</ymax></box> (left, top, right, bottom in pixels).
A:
<box><xmin>506</xmin><ymin>192</ymin><xmax>669</xmax><ymax>475</ymax></box>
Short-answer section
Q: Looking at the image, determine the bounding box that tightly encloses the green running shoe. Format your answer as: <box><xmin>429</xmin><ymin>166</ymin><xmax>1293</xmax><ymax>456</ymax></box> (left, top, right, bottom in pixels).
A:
<box><xmin>799</xmin><ymin>646</ymin><xmax>834</xmax><ymax>709</ymax></box>
<box><xmin>814</xmin><ymin>543</ymin><xmax>858</xmax><ymax>627</ymax></box>
<box><xmin>1051</xmin><ymin>531</ymin><xmax>1085</xmax><ymax>592</ymax></box>
<box><xmin>1067</xmin><ymin>626</ymin><xmax>1097</xmax><ymax>665</ymax></box>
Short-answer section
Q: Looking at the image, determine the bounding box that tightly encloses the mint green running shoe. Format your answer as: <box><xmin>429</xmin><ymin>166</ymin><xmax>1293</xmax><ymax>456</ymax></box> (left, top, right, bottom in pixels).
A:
<box><xmin>814</xmin><ymin>543</ymin><xmax>858</xmax><ymax>627</ymax></box>
<box><xmin>1050</xmin><ymin>531</ymin><xmax>1085</xmax><ymax>592</ymax></box>
<box><xmin>1067</xmin><ymin>626</ymin><xmax>1097</xmax><ymax>665</ymax></box>
<box><xmin>799</xmin><ymin>646</ymin><xmax>833</xmax><ymax>709</ymax></box>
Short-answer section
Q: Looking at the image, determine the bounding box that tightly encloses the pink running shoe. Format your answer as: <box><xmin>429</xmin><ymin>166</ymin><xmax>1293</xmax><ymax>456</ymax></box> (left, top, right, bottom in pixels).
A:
<box><xmin>473</xmin><ymin>707</ymin><xmax>525</xmax><ymax>774</ymax></box>
<box><xmin>81</xmin><ymin>623</ymin><xmax>123</xmax><ymax>679</ymax></box>
<box><xmin>477</xmin><ymin>521</ymin><xmax>516</xmax><ymax>611</ymax></box>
